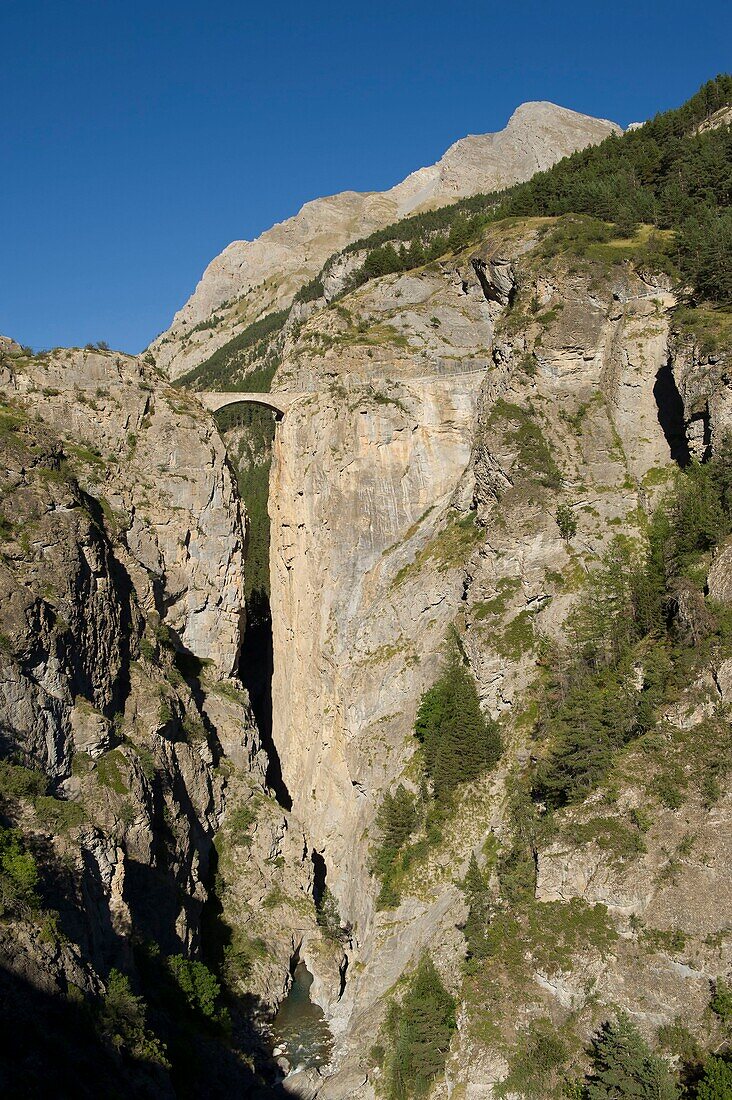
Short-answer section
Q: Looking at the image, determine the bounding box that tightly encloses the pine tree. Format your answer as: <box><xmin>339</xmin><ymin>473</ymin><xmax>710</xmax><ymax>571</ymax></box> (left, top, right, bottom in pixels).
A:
<box><xmin>414</xmin><ymin>678</ymin><xmax>450</xmax><ymax>781</ymax></box>
<box><xmin>415</xmin><ymin>643</ymin><xmax>502</xmax><ymax>799</ymax></box>
<box><xmin>556</xmin><ymin>503</ymin><xmax>578</xmax><ymax>543</ymax></box>
<box><xmin>710</xmin><ymin>977</ymin><xmax>732</xmax><ymax>1023</ymax></box>
<box><xmin>407</xmin><ymin>239</ymin><xmax>426</xmax><ymax>267</ymax></box>
<box><xmin>387</xmin><ymin>955</ymin><xmax>456</xmax><ymax>1099</ymax></box>
<box><xmin>695</xmin><ymin>1056</ymin><xmax>732</xmax><ymax>1100</ymax></box>
<box><xmin>377</xmin><ymin>785</ymin><xmax>419</xmax><ymax>852</ymax></box>
<box><xmin>448</xmin><ymin>215</ymin><xmax>473</xmax><ymax>252</ymax></box>
<box><xmin>462</xmin><ymin>853</ymin><xmax>495</xmax><ymax>959</ymax></box>
<box><xmin>584</xmin><ymin>1015</ymin><xmax>680</xmax><ymax>1099</ymax></box>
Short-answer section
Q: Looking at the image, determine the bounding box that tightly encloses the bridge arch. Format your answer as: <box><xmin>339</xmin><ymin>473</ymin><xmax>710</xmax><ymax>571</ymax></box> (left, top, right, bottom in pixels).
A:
<box><xmin>197</xmin><ymin>391</ymin><xmax>299</xmax><ymax>418</ymax></box>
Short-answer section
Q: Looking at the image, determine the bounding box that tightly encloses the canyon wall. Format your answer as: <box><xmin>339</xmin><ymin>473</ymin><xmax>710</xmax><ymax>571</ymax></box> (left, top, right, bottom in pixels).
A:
<box><xmin>262</xmin><ymin>221</ymin><xmax>732</xmax><ymax>1096</ymax></box>
<box><xmin>3</xmin><ymin>208</ymin><xmax>731</xmax><ymax>1097</ymax></box>
<box><xmin>0</xmin><ymin>341</ymin><xmax>317</xmax><ymax>1095</ymax></box>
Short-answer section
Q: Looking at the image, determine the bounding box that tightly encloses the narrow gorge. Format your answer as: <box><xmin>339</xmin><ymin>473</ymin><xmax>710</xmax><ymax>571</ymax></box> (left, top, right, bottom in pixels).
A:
<box><xmin>2</xmin><ymin>78</ymin><xmax>731</xmax><ymax>1100</ymax></box>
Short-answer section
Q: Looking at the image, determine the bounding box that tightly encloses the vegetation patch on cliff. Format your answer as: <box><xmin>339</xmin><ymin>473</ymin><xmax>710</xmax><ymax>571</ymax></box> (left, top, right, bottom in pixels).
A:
<box><xmin>392</xmin><ymin>511</ymin><xmax>483</xmax><ymax>587</ymax></box>
<box><xmin>487</xmin><ymin>399</ymin><xmax>563</xmax><ymax>492</ymax></box>
<box><xmin>372</xmin><ymin>639</ymin><xmax>503</xmax><ymax>908</ymax></box>
<box><xmin>380</xmin><ymin>954</ymin><xmax>456</xmax><ymax>1100</ymax></box>
<box><xmin>176</xmin><ymin>307</ymin><xmax>289</xmax><ymax>391</ymax></box>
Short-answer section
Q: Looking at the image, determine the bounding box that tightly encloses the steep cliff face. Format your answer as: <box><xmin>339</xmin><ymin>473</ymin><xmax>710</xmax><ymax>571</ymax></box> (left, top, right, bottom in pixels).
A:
<box><xmin>151</xmin><ymin>103</ymin><xmax>619</xmax><ymax>379</ymax></box>
<box><xmin>268</xmin><ymin>267</ymin><xmax>494</xmax><ymax>924</ymax></box>
<box><xmin>261</xmin><ymin>220</ymin><xmax>732</xmax><ymax>1096</ymax></box>
<box><xmin>0</xmin><ymin>342</ymin><xmax>319</xmax><ymax>1094</ymax></box>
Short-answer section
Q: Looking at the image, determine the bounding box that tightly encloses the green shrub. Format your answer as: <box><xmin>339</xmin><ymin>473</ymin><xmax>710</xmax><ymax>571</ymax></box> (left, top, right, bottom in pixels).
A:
<box><xmin>0</xmin><ymin>826</ymin><xmax>39</xmax><ymax>915</ymax></box>
<box><xmin>96</xmin><ymin>749</ymin><xmax>128</xmax><ymax>795</ymax></box>
<box><xmin>496</xmin><ymin>1018</ymin><xmax>569</xmax><ymax>1099</ymax></box>
<box><xmin>488</xmin><ymin>400</ymin><xmax>563</xmax><ymax>490</ymax></box>
<box><xmin>135</xmin><ymin>746</ymin><xmax>157</xmax><ymax>782</ymax></box>
<box><xmin>0</xmin><ymin>761</ymin><xmax>47</xmax><ymax>801</ymax></box>
<box><xmin>227</xmin><ymin>802</ymin><xmax>257</xmax><ymax>847</ymax></box>
<box><xmin>158</xmin><ymin>696</ymin><xmax>173</xmax><ymax>727</ymax></box>
<box><xmin>556</xmin><ymin>503</ymin><xmax>578</xmax><ymax>542</ymax></box>
<box><xmin>533</xmin><ymin>659</ymin><xmax>646</xmax><ymax>809</ymax></box>
<box><xmin>316</xmin><ymin>887</ymin><xmax>346</xmax><ymax>941</ymax></box>
<box><xmin>72</xmin><ymin>751</ymin><xmax>94</xmax><ymax>777</ymax></box>
<box><xmin>221</xmin><ymin>930</ymin><xmax>269</xmax><ymax>988</ymax></box>
<box><xmin>655</xmin><ymin>1018</ymin><xmax>702</xmax><ymax>1067</ymax></box>
<box><xmin>539</xmin><ymin>215</ymin><xmax>615</xmax><ymax>259</ymax></box>
<box><xmin>165</xmin><ymin>955</ymin><xmax>229</xmax><ymax>1030</ymax></box>
<box><xmin>99</xmin><ymin>969</ymin><xmax>169</xmax><ymax>1066</ymax></box>
<box><xmin>34</xmin><ymin>795</ymin><xmax>86</xmax><ymax>832</ymax></box>
<box><xmin>496</xmin><ymin>610</ymin><xmax>535</xmax><ymax>660</ymax></box>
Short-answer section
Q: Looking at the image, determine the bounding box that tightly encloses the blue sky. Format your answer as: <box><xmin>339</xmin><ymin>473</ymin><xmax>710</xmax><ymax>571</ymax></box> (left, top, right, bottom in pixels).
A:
<box><xmin>1</xmin><ymin>1</ymin><xmax>729</xmax><ymax>354</ymax></box>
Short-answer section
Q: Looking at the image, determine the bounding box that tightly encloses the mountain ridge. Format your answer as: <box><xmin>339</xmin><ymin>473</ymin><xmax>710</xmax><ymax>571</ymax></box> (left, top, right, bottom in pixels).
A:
<box><xmin>151</xmin><ymin>101</ymin><xmax>620</xmax><ymax>377</ymax></box>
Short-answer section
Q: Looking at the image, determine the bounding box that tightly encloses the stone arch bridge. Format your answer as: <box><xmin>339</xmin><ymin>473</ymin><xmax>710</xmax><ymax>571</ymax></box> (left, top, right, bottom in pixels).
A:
<box><xmin>197</xmin><ymin>391</ymin><xmax>304</xmax><ymax>418</ymax></box>
<box><xmin>196</xmin><ymin>368</ymin><xmax>488</xmax><ymax>420</ymax></box>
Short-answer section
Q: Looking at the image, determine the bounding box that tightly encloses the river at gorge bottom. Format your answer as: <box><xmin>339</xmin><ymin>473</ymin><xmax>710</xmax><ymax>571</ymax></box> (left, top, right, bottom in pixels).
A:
<box><xmin>269</xmin><ymin>960</ymin><xmax>334</xmax><ymax>1076</ymax></box>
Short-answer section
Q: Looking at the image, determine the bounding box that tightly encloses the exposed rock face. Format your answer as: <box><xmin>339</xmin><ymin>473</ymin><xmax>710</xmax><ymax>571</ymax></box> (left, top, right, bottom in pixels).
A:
<box><xmin>0</xmin><ymin>352</ymin><xmax>239</xmax><ymax>971</ymax></box>
<box><xmin>270</xmin><ymin>374</ymin><xmax>486</xmax><ymax>923</ymax></box>
<box><xmin>5</xmin><ymin>349</ymin><xmax>246</xmax><ymax>674</ymax></box>
<box><xmin>0</xmin><ymin>426</ymin><xmax>135</xmax><ymax>776</ymax></box>
<box><xmin>259</xmin><ymin>222</ymin><xmax>732</xmax><ymax>1095</ymax></box>
<box><xmin>151</xmin><ymin>103</ymin><xmax>619</xmax><ymax>379</ymax></box>
<box><xmin>0</xmin><ymin>344</ymin><xmax>319</xmax><ymax>1093</ymax></box>
<box><xmin>269</xmin><ymin>269</ymin><xmax>495</xmax><ymax>935</ymax></box>
<box><xmin>671</xmin><ymin>333</ymin><xmax>732</xmax><ymax>457</ymax></box>
<box><xmin>709</xmin><ymin>537</ymin><xmax>732</xmax><ymax>604</ymax></box>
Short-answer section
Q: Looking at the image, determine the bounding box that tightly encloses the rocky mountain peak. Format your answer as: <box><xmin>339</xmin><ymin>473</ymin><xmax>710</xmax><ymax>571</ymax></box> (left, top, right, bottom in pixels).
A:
<box><xmin>151</xmin><ymin>102</ymin><xmax>620</xmax><ymax>378</ymax></box>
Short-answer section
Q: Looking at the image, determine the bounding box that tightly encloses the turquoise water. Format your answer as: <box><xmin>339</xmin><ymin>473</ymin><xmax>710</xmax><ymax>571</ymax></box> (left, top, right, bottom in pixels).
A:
<box><xmin>270</xmin><ymin>961</ymin><xmax>333</xmax><ymax>1073</ymax></box>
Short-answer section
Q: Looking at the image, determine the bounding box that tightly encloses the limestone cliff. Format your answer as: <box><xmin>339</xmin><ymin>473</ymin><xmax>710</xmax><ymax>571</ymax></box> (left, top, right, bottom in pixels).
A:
<box><xmin>151</xmin><ymin>103</ymin><xmax>619</xmax><ymax>379</ymax></box>
<box><xmin>3</xmin><ymin>211</ymin><xmax>730</xmax><ymax>1097</ymax></box>
<box><xmin>259</xmin><ymin>218</ymin><xmax>732</xmax><ymax>1096</ymax></box>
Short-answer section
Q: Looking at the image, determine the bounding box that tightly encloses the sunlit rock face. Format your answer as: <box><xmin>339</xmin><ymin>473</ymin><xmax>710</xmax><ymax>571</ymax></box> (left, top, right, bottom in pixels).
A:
<box><xmin>259</xmin><ymin>219</ymin><xmax>732</xmax><ymax>1094</ymax></box>
<box><xmin>3</xmin><ymin>133</ymin><xmax>732</xmax><ymax>1093</ymax></box>
<box><xmin>151</xmin><ymin>102</ymin><xmax>619</xmax><ymax>379</ymax></box>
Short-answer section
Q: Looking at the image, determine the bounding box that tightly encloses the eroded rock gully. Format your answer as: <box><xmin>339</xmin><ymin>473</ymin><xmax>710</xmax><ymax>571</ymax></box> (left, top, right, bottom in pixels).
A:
<box><xmin>2</xmin><ymin>218</ymin><xmax>732</xmax><ymax>1098</ymax></box>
